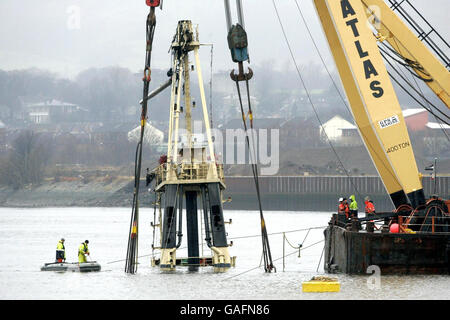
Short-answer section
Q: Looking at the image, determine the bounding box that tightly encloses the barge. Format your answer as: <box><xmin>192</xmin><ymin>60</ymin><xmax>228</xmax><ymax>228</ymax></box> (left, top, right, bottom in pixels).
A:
<box><xmin>324</xmin><ymin>198</ymin><xmax>450</xmax><ymax>274</ymax></box>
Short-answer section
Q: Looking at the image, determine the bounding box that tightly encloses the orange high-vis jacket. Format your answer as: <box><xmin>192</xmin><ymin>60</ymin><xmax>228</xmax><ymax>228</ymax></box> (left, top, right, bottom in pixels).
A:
<box><xmin>365</xmin><ymin>201</ymin><xmax>376</xmax><ymax>214</ymax></box>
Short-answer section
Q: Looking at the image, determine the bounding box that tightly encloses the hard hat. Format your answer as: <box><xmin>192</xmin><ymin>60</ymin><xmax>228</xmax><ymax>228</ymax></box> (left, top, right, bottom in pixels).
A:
<box><xmin>61</xmin><ymin>238</ymin><xmax>65</xmax><ymax>241</ymax></box>
<box><xmin>339</xmin><ymin>197</ymin><xmax>343</xmax><ymax>202</ymax></box>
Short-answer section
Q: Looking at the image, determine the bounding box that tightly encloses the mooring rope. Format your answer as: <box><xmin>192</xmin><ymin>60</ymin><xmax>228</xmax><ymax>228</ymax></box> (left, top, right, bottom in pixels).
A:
<box><xmin>224</xmin><ymin>239</ymin><xmax>325</xmax><ymax>281</ymax></box>
<box><xmin>109</xmin><ymin>225</ymin><xmax>328</xmax><ymax>264</ymax></box>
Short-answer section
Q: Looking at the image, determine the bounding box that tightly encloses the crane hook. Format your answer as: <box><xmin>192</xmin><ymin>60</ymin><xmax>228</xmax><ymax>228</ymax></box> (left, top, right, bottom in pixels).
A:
<box><xmin>230</xmin><ymin>61</ymin><xmax>253</xmax><ymax>81</ymax></box>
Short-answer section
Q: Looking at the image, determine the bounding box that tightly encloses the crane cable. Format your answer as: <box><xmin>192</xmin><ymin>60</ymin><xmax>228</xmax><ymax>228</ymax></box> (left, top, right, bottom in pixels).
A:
<box><xmin>408</xmin><ymin>69</ymin><xmax>450</xmax><ymax>143</ymax></box>
<box><xmin>273</xmin><ymin>0</ymin><xmax>371</xmax><ymax>201</ymax></box>
<box><xmin>225</xmin><ymin>0</ymin><xmax>275</xmax><ymax>273</ymax></box>
<box><xmin>377</xmin><ymin>42</ymin><xmax>450</xmax><ymax>140</ymax></box>
<box><xmin>234</xmin><ymin>77</ymin><xmax>275</xmax><ymax>273</ymax></box>
<box><xmin>379</xmin><ymin>50</ymin><xmax>450</xmax><ymax>126</ymax></box>
<box><xmin>125</xmin><ymin>5</ymin><xmax>158</xmax><ymax>274</ymax></box>
<box><xmin>289</xmin><ymin>0</ymin><xmax>367</xmax><ymax>198</ymax></box>
<box><xmin>358</xmin><ymin>2</ymin><xmax>450</xmax><ymax>124</ymax></box>
<box><xmin>377</xmin><ymin>44</ymin><xmax>449</xmax><ymax>123</ymax></box>
<box><xmin>387</xmin><ymin>0</ymin><xmax>450</xmax><ymax>69</ymax></box>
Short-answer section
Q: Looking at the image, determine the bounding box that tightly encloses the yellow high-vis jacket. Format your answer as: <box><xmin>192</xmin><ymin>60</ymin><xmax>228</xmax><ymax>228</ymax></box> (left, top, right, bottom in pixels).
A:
<box><xmin>56</xmin><ymin>241</ymin><xmax>66</xmax><ymax>259</ymax></box>
<box><xmin>78</xmin><ymin>243</ymin><xmax>89</xmax><ymax>263</ymax></box>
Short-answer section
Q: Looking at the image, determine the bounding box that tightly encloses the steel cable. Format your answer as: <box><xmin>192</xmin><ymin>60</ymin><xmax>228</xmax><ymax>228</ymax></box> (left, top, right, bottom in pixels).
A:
<box><xmin>234</xmin><ymin>78</ymin><xmax>275</xmax><ymax>273</ymax></box>
<box><xmin>125</xmin><ymin>7</ymin><xmax>157</xmax><ymax>274</ymax></box>
<box><xmin>273</xmin><ymin>0</ymin><xmax>367</xmax><ymax>202</ymax></box>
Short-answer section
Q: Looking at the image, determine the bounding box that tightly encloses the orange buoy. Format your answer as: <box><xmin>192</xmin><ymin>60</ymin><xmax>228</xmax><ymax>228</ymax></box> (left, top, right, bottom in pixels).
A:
<box><xmin>390</xmin><ymin>223</ymin><xmax>399</xmax><ymax>233</ymax></box>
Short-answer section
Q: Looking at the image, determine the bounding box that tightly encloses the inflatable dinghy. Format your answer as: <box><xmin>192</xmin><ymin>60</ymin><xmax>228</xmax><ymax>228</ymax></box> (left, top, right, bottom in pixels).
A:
<box><xmin>41</xmin><ymin>261</ymin><xmax>101</xmax><ymax>272</ymax></box>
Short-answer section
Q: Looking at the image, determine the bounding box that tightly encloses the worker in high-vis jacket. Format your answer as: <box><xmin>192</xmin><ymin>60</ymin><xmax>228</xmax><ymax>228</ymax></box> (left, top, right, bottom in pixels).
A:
<box><xmin>56</xmin><ymin>238</ymin><xmax>66</xmax><ymax>263</ymax></box>
<box><xmin>349</xmin><ymin>195</ymin><xmax>358</xmax><ymax>218</ymax></box>
<box><xmin>364</xmin><ymin>196</ymin><xmax>376</xmax><ymax>215</ymax></box>
<box><xmin>78</xmin><ymin>240</ymin><xmax>90</xmax><ymax>263</ymax></box>
<box><xmin>338</xmin><ymin>198</ymin><xmax>345</xmax><ymax>215</ymax></box>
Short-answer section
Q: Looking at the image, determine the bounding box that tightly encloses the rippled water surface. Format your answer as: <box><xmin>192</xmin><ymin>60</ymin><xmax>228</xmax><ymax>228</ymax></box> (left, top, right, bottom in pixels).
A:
<box><xmin>0</xmin><ymin>207</ymin><xmax>448</xmax><ymax>300</ymax></box>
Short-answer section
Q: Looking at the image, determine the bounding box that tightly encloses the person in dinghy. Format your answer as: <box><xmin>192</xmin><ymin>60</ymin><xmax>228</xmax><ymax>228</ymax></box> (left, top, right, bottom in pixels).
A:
<box><xmin>56</xmin><ymin>238</ymin><xmax>66</xmax><ymax>263</ymax></box>
<box><xmin>78</xmin><ymin>240</ymin><xmax>90</xmax><ymax>264</ymax></box>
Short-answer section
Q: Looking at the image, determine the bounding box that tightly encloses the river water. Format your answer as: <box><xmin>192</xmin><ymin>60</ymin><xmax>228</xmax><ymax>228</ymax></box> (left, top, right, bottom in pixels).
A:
<box><xmin>0</xmin><ymin>207</ymin><xmax>448</xmax><ymax>300</ymax></box>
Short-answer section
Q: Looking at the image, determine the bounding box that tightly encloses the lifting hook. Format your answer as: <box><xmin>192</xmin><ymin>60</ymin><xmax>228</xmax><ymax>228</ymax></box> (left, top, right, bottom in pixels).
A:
<box><xmin>230</xmin><ymin>61</ymin><xmax>253</xmax><ymax>81</ymax></box>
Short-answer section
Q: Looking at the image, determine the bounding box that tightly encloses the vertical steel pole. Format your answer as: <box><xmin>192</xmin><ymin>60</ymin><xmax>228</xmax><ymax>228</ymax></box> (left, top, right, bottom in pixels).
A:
<box><xmin>224</xmin><ymin>0</ymin><xmax>232</xmax><ymax>32</ymax></box>
<box><xmin>184</xmin><ymin>54</ymin><xmax>192</xmax><ymax>149</ymax></box>
<box><xmin>172</xmin><ymin>63</ymin><xmax>184</xmax><ymax>165</ymax></box>
<box><xmin>194</xmin><ymin>47</ymin><xmax>217</xmax><ymax>167</ymax></box>
<box><xmin>434</xmin><ymin>158</ymin><xmax>437</xmax><ymax>194</ymax></box>
<box><xmin>236</xmin><ymin>0</ymin><xmax>245</xmax><ymax>28</ymax></box>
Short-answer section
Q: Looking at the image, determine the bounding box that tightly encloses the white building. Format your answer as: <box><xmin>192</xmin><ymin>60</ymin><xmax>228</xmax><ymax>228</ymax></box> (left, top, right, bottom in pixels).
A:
<box><xmin>321</xmin><ymin>109</ymin><xmax>435</xmax><ymax>145</ymax></box>
<box><xmin>320</xmin><ymin>115</ymin><xmax>359</xmax><ymax>145</ymax></box>
<box><xmin>27</xmin><ymin>99</ymin><xmax>80</xmax><ymax>124</ymax></box>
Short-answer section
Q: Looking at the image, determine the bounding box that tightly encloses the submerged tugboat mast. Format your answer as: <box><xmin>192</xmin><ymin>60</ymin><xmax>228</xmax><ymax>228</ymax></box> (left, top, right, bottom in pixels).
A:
<box><xmin>151</xmin><ymin>20</ymin><xmax>233</xmax><ymax>272</ymax></box>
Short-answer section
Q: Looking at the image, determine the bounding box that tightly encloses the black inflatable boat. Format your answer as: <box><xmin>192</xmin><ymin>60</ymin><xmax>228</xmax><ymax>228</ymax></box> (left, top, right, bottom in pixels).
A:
<box><xmin>40</xmin><ymin>261</ymin><xmax>101</xmax><ymax>272</ymax></box>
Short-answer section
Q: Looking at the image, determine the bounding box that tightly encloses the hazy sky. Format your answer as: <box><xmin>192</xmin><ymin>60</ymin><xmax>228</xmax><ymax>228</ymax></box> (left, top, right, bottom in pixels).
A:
<box><xmin>0</xmin><ymin>0</ymin><xmax>448</xmax><ymax>78</ymax></box>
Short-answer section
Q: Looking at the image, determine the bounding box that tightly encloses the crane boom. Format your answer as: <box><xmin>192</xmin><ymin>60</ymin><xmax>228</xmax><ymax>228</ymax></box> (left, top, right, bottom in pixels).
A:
<box><xmin>311</xmin><ymin>0</ymin><xmax>441</xmax><ymax>208</ymax></box>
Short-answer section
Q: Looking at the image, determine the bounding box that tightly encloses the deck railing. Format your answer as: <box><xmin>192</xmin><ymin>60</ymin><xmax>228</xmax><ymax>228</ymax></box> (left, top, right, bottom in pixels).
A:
<box><xmin>331</xmin><ymin>212</ymin><xmax>450</xmax><ymax>234</ymax></box>
<box><xmin>154</xmin><ymin>162</ymin><xmax>224</xmax><ymax>186</ymax></box>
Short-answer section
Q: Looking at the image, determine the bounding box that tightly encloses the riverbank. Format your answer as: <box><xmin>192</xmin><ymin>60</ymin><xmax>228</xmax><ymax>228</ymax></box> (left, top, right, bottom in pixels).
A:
<box><xmin>1</xmin><ymin>175</ymin><xmax>447</xmax><ymax>211</ymax></box>
<box><xmin>0</xmin><ymin>176</ymin><xmax>134</xmax><ymax>208</ymax></box>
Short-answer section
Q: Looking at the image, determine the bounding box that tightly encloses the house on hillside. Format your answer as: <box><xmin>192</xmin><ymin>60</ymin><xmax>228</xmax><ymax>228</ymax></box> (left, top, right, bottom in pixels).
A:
<box><xmin>26</xmin><ymin>99</ymin><xmax>86</xmax><ymax>124</ymax></box>
<box><xmin>320</xmin><ymin>109</ymin><xmax>431</xmax><ymax>146</ymax></box>
<box><xmin>320</xmin><ymin>115</ymin><xmax>360</xmax><ymax>146</ymax></box>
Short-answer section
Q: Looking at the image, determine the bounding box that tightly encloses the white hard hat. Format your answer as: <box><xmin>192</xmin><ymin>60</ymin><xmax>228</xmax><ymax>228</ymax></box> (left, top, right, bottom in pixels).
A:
<box><xmin>339</xmin><ymin>197</ymin><xmax>343</xmax><ymax>202</ymax></box>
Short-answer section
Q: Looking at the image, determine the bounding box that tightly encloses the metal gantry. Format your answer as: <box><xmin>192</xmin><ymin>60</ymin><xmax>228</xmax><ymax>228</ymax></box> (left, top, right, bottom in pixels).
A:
<box><xmin>150</xmin><ymin>20</ymin><xmax>234</xmax><ymax>272</ymax></box>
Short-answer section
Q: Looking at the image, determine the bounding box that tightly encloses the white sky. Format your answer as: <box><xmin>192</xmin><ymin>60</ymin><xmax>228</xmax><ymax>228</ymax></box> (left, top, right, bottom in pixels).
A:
<box><xmin>0</xmin><ymin>0</ymin><xmax>448</xmax><ymax>78</ymax></box>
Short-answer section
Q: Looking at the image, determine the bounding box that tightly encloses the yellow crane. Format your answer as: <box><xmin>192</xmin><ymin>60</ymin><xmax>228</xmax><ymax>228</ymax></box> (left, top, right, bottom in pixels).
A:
<box><xmin>312</xmin><ymin>0</ymin><xmax>449</xmax><ymax>209</ymax></box>
<box><xmin>311</xmin><ymin>1</ymin><xmax>449</xmax><ymax>274</ymax></box>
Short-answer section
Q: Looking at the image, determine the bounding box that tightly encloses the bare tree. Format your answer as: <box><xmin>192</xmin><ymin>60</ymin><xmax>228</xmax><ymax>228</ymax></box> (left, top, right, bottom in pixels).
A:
<box><xmin>0</xmin><ymin>130</ymin><xmax>49</xmax><ymax>189</ymax></box>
